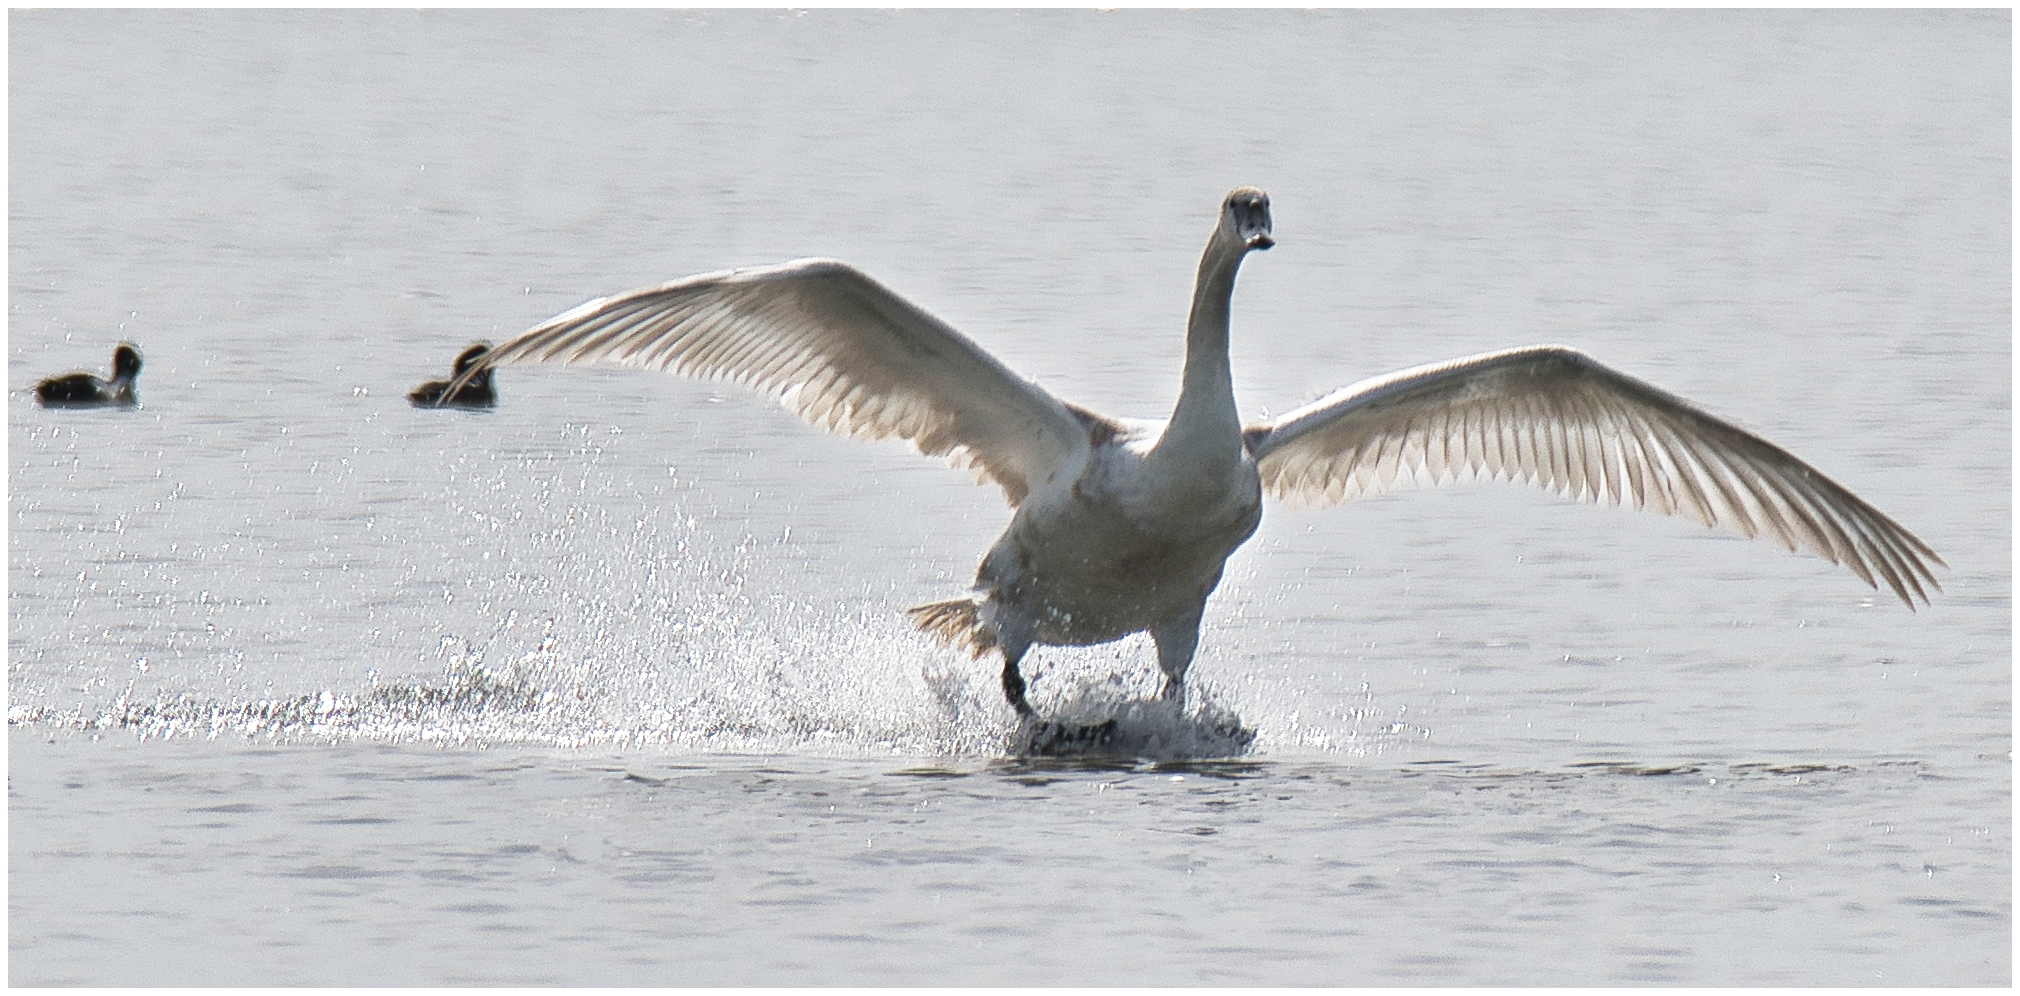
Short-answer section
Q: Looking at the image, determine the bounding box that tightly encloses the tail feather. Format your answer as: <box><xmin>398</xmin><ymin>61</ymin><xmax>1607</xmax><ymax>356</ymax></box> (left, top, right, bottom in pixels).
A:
<box><xmin>905</xmin><ymin>596</ymin><xmax>997</xmax><ymax>658</ymax></box>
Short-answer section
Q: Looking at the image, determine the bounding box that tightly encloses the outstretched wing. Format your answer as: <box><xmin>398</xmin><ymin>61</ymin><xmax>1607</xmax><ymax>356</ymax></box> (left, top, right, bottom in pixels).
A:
<box><xmin>1244</xmin><ymin>345</ymin><xmax>1943</xmax><ymax>607</ymax></box>
<box><xmin>464</xmin><ymin>258</ymin><xmax>1091</xmax><ymax>506</ymax></box>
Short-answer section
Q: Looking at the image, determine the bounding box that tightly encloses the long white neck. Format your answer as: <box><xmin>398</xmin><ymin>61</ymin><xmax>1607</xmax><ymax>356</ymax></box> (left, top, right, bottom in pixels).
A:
<box><xmin>1150</xmin><ymin>227</ymin><xmax>1250</xmax><ymax>469</ymax></box>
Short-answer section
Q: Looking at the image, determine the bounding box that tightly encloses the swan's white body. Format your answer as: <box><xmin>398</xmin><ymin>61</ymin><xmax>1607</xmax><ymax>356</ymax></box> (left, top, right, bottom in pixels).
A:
<box><xmin>450</xmin><ymin>187</ymin><xmax>1942</xmax><ymax>718</ymax></box>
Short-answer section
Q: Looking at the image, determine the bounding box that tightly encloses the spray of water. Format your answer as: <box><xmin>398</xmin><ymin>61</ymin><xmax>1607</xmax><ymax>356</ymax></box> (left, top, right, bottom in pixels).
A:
<box><xmin>11</xmin><ymin>424</ymin><xmax>1425</xmax><ymax>760</ymax></box>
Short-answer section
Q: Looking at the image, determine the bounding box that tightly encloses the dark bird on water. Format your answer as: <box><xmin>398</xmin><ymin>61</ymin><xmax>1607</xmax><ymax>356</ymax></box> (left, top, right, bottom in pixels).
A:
<box><xmin>440</xmin><ymin>187</ymin><xmax>1944</xmax><ymax>723</ymax></box>
<box><xmin>35</xmin><ymin>342</ymin><xmax>142</xmax><ymax>408</ymax></box>
<box><xmin>409</xmin><ymin>342</ymin><xmax>496</xmax><ymax>408</ymax></box>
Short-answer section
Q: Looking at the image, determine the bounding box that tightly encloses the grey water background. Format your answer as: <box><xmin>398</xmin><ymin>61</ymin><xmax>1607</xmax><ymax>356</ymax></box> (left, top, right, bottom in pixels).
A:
<box><xmin>7</xmin><ymin>9</ymin><xmax>2008</xmax><ymax>986</ymax></box>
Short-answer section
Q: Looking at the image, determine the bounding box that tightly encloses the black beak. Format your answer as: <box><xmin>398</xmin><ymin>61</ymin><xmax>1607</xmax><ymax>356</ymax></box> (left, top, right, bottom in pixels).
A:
<box><xmin>1233</xmin><ymin>196</ymin><xmax>1274</xmax><ymax>250</ymax></box>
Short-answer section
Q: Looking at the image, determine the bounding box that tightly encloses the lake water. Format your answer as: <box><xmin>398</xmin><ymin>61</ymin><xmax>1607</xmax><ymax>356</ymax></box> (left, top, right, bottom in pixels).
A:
<box><xmin>8</xmin><ymin>9</ymin><xmax>2009</xmax><ymax>986</ymax></box>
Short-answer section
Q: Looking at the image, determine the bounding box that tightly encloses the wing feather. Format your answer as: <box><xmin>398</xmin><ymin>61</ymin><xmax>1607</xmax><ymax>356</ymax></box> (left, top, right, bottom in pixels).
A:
<box><xmin>1245</xmin><ymin>344</ymin><xmax>1943</xmax><ymax>607</ymax></box>
<box><xmin>455</xmin><ymin>258</ymin><xmax>1091</xmax><ymax>506</ymax></box>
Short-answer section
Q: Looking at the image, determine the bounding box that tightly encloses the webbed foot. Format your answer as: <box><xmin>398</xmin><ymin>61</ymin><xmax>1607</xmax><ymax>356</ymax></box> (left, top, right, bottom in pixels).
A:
<box><xmin>1020</xmin><ymin>717</ymin><xmax>1121</xmax><ymax>756</ymax></box>
<box><xmin>1207</xmin><ymin>716</ymin><xmax>1257</xmax><ymax>751</ymax></box>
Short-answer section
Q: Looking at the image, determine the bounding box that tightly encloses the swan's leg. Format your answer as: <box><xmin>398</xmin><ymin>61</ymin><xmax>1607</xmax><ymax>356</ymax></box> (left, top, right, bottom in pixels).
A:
<box><xmin>1151</xmin><ymin>607</ymin><xmax>1205</xmax><ymax>705</ymax></box>
<box><xmin>999</xmin><ymin>635</ymin><xmax>1036</xmax><ymax>718</ymax></box>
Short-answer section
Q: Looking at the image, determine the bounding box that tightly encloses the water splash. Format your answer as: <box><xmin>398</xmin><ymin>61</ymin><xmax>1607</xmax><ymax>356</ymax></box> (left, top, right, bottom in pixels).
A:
<box><xmin>10</xmin><ymin>637</ymin><xmax>1270</xmax><ymax>760</ymax></box>
<box><xmin>8</xmin><ymin>425</ymin><xmax>1424</xmax><ymax>761</ymax></box>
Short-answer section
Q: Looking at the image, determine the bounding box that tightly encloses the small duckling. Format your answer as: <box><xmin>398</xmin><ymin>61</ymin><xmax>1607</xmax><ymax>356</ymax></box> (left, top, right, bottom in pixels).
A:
<box><xmin>408</xmin><ymin>342</ymin><xmax>496</xmax><ymax>408</ymax></box>
<box><xmin>35</xmin><ymin>342</ymin><xmax>142</xmax><ymax>408</ymax></box>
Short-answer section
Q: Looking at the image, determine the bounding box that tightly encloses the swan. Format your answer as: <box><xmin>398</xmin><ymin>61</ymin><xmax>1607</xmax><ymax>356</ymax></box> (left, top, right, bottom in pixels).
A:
<box><xmin>408</xmin><ymin>342</ymin><xmax>497</xmax><ymax>408</ymax></box>
<box><xmin>35</xmin><ymin>342</ymin><xmax>141</xmax><ymax>408</ymax></box>
<box><xmin>443</xmin><ymin>187</ymin><xmax>1943</xmax><ymax>720</ymax></box>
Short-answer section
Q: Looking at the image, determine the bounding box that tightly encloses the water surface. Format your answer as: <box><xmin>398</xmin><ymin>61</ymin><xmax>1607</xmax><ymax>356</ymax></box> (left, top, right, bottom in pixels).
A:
<box><xmin>9</xmin><ymin>9</ymin><xmax>2009</xmax><ymax>985</ymax></box>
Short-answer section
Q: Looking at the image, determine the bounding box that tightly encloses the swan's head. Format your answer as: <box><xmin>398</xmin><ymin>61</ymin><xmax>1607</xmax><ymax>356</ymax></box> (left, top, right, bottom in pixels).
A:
<box><xmin>110</xmin><ymin>342</ymin><xmax>142</xmax><ymax>382</ymax></box>
<box><xmin>451</xmin><ymin>342</ymin><xmax>493</xmax><ymax>375</ymax></box>
<box><xmin>1222</xmin><ymin>186</ymin><xmax>1274</xmax><ymax>251</ymax></box>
